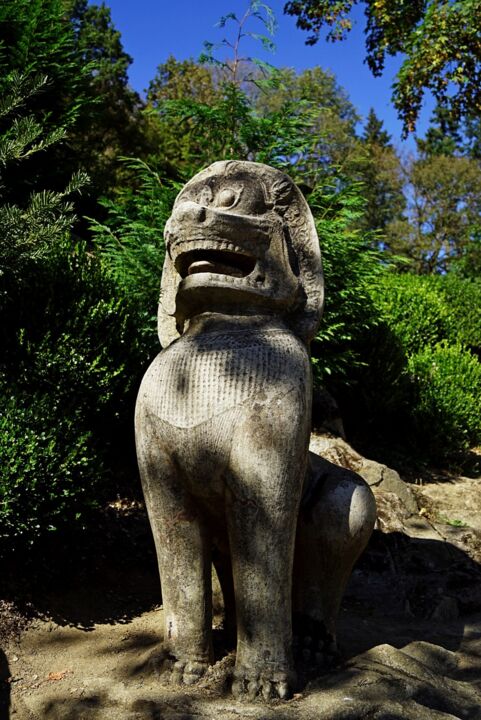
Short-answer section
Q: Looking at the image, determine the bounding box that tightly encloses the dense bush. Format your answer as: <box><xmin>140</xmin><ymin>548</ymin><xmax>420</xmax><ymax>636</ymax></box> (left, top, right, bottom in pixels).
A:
<box><xmin>368</xmin><ymin>273</ymin><xmax>457</xmax><ymax>355</ymax></box>
<box><xmin>0</xmin><ymin>160</ymin><xmax>176</xmax><ymax>551</ymax></box>
<box><xmin>431</xmin><ymin>274</ymin><xmax>481</xmax><ymax>354</ymax></box>
<box><xmin>344</xmin><ymin>271</ymin><xmax>481</xmax><ymax>464</ymax></box>
<box><xmin>0</xmin><ymin>239</ymin><xmax>151</xmax><ymax>551</ymax></box>
<box><xmin>89</xmin><ymin>158</ymin><xmax>177</xmax><ymax>346</ymax></box>
<box><xmin>408</xmin><ymin>343</ymin><xmax>481</xmax><ymax>461</ymax></box>
<box><xmin>0</xmin><ymin>382</ymin><xmax>99</xmax><ymax>545</ymax></box>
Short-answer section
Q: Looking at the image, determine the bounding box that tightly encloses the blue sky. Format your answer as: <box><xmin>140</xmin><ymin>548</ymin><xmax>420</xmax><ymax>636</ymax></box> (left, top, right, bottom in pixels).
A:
<box><xmin>102</xmin><ymin>0</ymin><xmax>433</xmax><ymax>149</ymax></box>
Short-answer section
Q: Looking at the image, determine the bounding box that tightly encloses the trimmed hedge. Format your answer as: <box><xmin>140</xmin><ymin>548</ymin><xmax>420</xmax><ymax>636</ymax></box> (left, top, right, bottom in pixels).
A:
<box><xmin>409</xmin><ymin>342</ymin><xmax>481</xmax><ymax>461</ymax></box>
<box><xmin>368</xmin><ymin>273</ymin><xmax>457</xmax><ymax>355</ymax></box>
<box><xmin>351</xmin><ymin>271</ymin><xmax>481</xmax><ymax>464</ymax></box>
<box><xmin>0</xmin><ymin>384</ymin><xmax>99</xmax><ymax>543</ymax></box>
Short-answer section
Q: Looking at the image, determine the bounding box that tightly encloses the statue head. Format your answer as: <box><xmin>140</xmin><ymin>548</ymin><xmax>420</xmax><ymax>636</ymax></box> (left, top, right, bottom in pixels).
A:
<box><xmin>159</xmin><ymin>160</ymin><xmax>323</xmax><ymax>346</ymax></box>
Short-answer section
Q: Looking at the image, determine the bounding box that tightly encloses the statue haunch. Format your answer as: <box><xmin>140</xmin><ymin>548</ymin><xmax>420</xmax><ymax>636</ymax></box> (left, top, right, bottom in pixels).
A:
<box><xmin>135</xmin><ymin>161</ymin><xmax>376</xmax><ymax>700</ymax></box>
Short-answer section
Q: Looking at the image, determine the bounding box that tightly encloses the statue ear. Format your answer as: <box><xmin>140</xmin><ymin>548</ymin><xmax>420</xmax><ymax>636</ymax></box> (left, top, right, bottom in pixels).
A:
<box><xmin>270</xmin><ymin>177</ymin><xmax>294</xmax><ymax>216</ymax></box>
<box><xmin>158</xmin><ymin>253</ymin><xmax>181</xmax><ymax>348</ymax></box>
<box><xmin>264</xmin><ymin>167</ymin><xmax>323</xmax><ymax>344</ymax></box>
<box><xmin>283</xmin><ymin>186</ymin><xmax>324</xmax><ymax>344</ymax></box>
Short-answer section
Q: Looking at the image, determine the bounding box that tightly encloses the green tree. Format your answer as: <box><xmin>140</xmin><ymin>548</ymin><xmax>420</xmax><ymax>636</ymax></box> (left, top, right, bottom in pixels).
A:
<box><xmin>146</xmin><ymin>57</ymin><xmax>221</xmax><ymax>173</ymax></box>
<box><xmin>148</xmin><ymin>4</ymin><xmax>365</xmax><ymax>185</ymax></box>
<box><xmin>419</xmin><ymin>101</ymin><xmax>481</xmax><ymax>164</ymax></box>
<box><xmin>417</xmin><ymin>105</ymin><xmax>463</xmax><ymax>158</ymax></box>
<box><xmin>148</xmin><ymin>56</ymin><xmax>220</xmax><ymax>106</ymax></box>
<box><xmin>0</xmin><ymin>0</ymin><xmax>155</xmax><ymax>209</ymax></box>
<box><xmin>356</xmin><ymin>108</ymin><xmax>405</xmax><ymax>234</ymax></box>
<box><xmin>387</xmin><ymin>153</ymin><xmax>481</xmax><ymax>273</ymax></box>
<box><xmin>148</xmin><ymin>4</ymin><xmax>328</xmax><ymax>178</ymax></box>
<box><xmin>254</xmin><ymin>65</ymin><xmax>360</xmax><ymax>184</ymax></box>
<box><xmin>284</xmin><ymin>0</ymin><xmax>481</xmax><ymax>134</ymax></box>
<box><xmin>68</xmin><ymin>0</ymin><xmax>154</xmax><ymax>196</ymax></box>
<box><xmin>0</xmin><ymin>0</ymin><xmax>89</xmax><ymax>204</ymax></box>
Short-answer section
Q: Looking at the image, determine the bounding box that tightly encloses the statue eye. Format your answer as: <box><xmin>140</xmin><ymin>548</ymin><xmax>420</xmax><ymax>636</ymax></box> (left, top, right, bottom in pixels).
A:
<box><xmin>216</xmin><ymin>188</ymin><xmax>238</xmax><ymax>208</ymax></box>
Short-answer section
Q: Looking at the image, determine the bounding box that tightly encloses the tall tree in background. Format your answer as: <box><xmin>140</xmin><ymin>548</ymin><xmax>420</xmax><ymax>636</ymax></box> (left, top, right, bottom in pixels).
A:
<box><xmin>146</xmin><ymin>56</ymin><xmax>221</xmax><ymax>174</ymax></box>
<box><xmin>146</xmin><ymin>3</ymin><xmax>331</xmax><ymax>178</ymax></box>
<box><xmin>284</xmin><ymin>0</ymin><xmax>481</xmax><ymax>134</ymax></box>
<box><xmin>147</xmin><ymin>56</ymin><xmax>220</xmax><ymax>106</ymax></box>
<box><xmin>411</xmin><ymin>104</ymin><xmax>481</xmax><ymax>276</ymax></box>
<box><xmin>356</xmin><ymin>108</ymin><xmax>404</xmax><ymax>235</ymax></box>
<box><xmin>68</xmin><ymin>0</ymin><xmax>154</xmax><ymax>197</ymax></box>
<box><xmin>254</xmin><ymin>65</ymin><xmax>360</xmax><ymax>184</ymax></box>
<box><xmin>388</xmin><ymin>154</ymin><xmax>481</xmax><ymax>274</ymax></box>
<box><xmin>419</xmin><ymin>103</ymin><xmax>481</xmax><ymax>162</ymax></box>
<box><xmin>416</xmin><ymin>105</ymin><xmax>463</xmax><ymax>158</ymax></box>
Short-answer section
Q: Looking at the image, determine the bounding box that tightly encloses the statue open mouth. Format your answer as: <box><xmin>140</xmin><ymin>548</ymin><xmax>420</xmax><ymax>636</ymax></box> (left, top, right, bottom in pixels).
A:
<box><xmin>175</xmin><ymin>248</ymin><xmax>257</xmax><ymax>279</ymax></box>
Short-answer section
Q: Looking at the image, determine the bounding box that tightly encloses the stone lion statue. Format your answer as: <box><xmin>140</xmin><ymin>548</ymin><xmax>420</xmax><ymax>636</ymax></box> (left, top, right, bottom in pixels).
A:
<box><xmin>135</xmin><ymin>160</ymin><xmax>376</xmax><ymax>700</ymax></box>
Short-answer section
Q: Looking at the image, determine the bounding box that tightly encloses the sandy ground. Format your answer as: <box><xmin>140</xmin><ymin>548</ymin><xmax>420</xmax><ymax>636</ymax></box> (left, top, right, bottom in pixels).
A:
<box><xmin>2</xmin><ymin>469</ymin><xmax>481</xmax><ymax>720</ymax></box>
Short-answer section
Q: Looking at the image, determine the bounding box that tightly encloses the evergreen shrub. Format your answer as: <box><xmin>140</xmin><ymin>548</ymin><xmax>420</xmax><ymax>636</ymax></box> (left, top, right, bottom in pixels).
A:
<box><xmin>356</xmin><ymin>272</ymin><xmax>481</xmax><ymax>463</ymax></box>
<box><xmin>368</xmin><ymin>273</ymin><xmax>456</xmax><ymax>354</ymax></box>
<box><xmin>408</xmin><ymin>342</ymin><xmax>481</xmax><ymax>461</ymax></box>
<box><xmin>432</xmin><ymin>274</ymin><xmax>481</xmax><ymax>353</ymax></box>
<box><xmin>89</xmin><ymin>158</ymin><xmax>176</xmax><ymax>346</ymax></box>
<box><xmin>0</xmin><ymin>382</ymin><xmax>99</xmax><ymax>545</ymax></box>
<box><xmin>0</xmin><ymin>240</ymin><xmax>151</xmax><ymax>551</ymax></box>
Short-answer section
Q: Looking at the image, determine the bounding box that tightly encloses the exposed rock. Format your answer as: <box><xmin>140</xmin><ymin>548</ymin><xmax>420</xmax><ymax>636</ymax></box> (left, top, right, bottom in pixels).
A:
<box><xmin>304</xmin><ymin>641</ymin><xmax>481</xmax><ymax>720</ymax></box>
<box><xmin>416</xmin><ymin>476</ymin><xmax>481</xmax><ymax>532</ymax></box>
<box><xmin>309</xmin><ymin>433</ymin><xmax>418</xmax><ymax>513</ymax></box>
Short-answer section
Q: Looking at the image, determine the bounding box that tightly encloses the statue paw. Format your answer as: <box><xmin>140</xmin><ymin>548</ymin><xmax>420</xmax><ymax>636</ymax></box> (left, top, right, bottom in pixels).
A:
<box><xmin>170</xmin><ymin>658</ymin><xmax>210</xmax><ymax>685</ymax></box>
<box><xmin>293</xmin><ymin>614</ymin><xmax>340</xmax><ymax>668</ymax></box>
<box><xmin>146</xmin><ymin>648</ymin><xmax>209</xmax><ymax>685</ymax></box>
<box><xmin>231</xmin><ymin>667</ymin><xmax>295</xmax><ymax>701</ymax></box>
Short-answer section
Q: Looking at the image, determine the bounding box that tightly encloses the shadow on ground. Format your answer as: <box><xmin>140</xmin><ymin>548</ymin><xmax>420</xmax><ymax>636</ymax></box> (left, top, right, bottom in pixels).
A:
<box><xmin>1</xmin><ymin>504</ymin><xmax>160</xmax><ymax>632</ymax></box>
<box><xmin>0</xmin><ymin>650</ymin><xmax>10</xmax><ymax>720</ymax></box>
<box><xmin>6</xmin><ymin>523</ymin><xmax>481</xmax><ymax>720</ymax></box>
<box><xmin>3</xmin><ymin>497</ymin><xmax>481</xmax><ymax>720</ymax></box>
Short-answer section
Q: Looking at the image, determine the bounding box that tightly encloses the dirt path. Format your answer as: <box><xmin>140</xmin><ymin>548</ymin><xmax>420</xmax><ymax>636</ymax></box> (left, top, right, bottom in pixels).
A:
<box><xmin>5</xmin><ymin>604</ymin><xmax>481</xmax><ymax>719</ymax></box>
<box><xmin>2</xmin><ymin>471</ymin><xmax>481</xmax><ymax>720</ymax></box>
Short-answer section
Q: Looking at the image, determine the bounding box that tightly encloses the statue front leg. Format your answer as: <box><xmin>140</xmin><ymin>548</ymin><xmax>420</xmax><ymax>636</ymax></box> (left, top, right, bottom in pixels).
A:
<box><xmin>135</xmin><ymin>407</ymin><xmax>213</xmax><ymax>684</ymax></box>
<box><xmin>226</xmin><ymin>390</ymin><xmax>310</xmax><ymax>700</ymax></box>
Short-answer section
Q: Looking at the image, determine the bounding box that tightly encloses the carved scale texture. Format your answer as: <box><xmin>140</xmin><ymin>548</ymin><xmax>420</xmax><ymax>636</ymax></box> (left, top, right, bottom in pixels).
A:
<box><xmin>144</xmin><ymin>329</ymin><xmax>309</xmax><ymax>429</ymax></box>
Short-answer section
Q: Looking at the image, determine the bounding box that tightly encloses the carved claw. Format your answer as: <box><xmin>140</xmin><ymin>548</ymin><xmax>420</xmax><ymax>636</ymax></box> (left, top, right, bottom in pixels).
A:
<box><xmin>144</xmin><ymin>650</ymin><xmax>209</xmax><ymax>685</ymax></box>
<box><xmin>293</xmin><ymin>613</ymin><xmax>340</xmax><ymax>668</ymax></box>
<box><xmin>169</xmin><ymin>658</ymin><xmax>210</xmax><ymax>685</ymax></box>
<box><xmin>183</xmin><ymin>660</ymin><xmax>210</xmax><ymax>685</ymax></box>
<box><xmin>232</xmin><ymin>669</ymin><xmax>294</xmax><ymax>701</ymax></box>
<box><xmin>231</xmin><ymin>677</ymin><xmax>247</xmax><ymax>698</ymax></box>
<box><xmin>276</xmin><ymin>680</ymin><xmax>290</xmax><ymax>699</ymax></box>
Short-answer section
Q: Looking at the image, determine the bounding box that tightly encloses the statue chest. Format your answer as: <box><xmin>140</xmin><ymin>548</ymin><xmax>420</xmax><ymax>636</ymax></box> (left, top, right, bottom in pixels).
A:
<box><xmin>141</xmin><ymin>329</ymin><xmax>310</xmax><ymax>429</ymax></box>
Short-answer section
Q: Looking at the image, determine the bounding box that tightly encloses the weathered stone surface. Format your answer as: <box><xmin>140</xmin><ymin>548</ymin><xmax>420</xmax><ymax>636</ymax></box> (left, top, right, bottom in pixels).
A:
<box><xmin>304</xmin><ymin>641</ymin><xmax>481</xmax><ymax>720</ymax></box>
<box><xmin>135</xmin><ymin>161</ymin><xmax>376</xmax><ymax>700</ymax></box>
<box><xmin>310</xmin><ymin>433</ymin><xmax>418</xmax><ymax>513</ymax></box>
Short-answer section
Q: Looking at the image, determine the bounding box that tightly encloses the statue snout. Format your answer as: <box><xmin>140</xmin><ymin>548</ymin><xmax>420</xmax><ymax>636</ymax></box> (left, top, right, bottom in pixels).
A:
<box><xmin>171</xmin><ymin>200</ymin><xmax>207</xmax><ymax>225</ymax></box>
